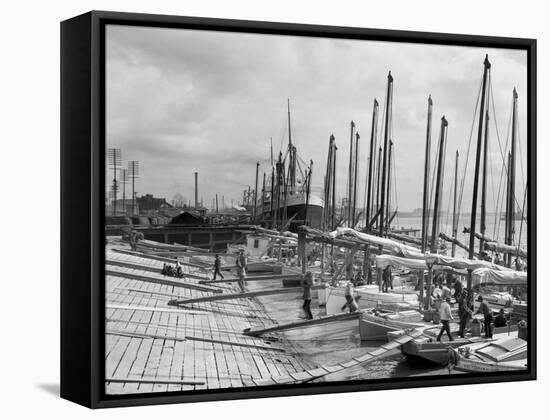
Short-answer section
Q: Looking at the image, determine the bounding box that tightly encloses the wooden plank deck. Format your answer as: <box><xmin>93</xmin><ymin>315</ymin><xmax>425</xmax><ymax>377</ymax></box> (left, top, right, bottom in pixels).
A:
<box><xmin>105</xmin><ymin>240</ymin><xmax>314</xmax><ymax>395</ymax></box>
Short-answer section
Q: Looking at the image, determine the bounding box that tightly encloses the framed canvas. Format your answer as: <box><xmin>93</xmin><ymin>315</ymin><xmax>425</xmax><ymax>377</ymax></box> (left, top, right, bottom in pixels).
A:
<box><xmin>60</xmin><ymin>10</ymin><xmax>536</xmax><ymax>408</ymax></box>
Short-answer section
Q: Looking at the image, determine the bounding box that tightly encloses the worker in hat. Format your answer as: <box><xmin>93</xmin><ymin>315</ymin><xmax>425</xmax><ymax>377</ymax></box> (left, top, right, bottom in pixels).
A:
<box><xmin>457</xmin><ymin>289</ymin><xmax>473</xmax><ymax>338</ymax></box>
<box><xmin>236</xmin><ymin>249</ymin><xmax>247</xmax><ymax>291</ymax></box>
<box><xmin>475</xmin><ymin>296</ymin><xmax>493</xmax><ymax>338</ymax></box>
<box><xmin>437</xmin><ymin>296</ymin><xmax>454</xmax><ymax>342</ymax></box>
<box><xmin>213</xmin><ymin>254</ymin><xmax>224</xmax><ymax>280</ymax></box>
<box><xmin>301</xmin><ymin>271</ymin><xmax>314</xmax><ymax>319</ymax></box>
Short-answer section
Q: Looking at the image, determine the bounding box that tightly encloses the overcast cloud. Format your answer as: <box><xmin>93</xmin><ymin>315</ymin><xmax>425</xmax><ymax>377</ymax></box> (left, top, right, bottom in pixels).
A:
<box><xmin>106</xmin><ymin>24</ymin><xmax>527</xmax><ymax>214</ymax></box>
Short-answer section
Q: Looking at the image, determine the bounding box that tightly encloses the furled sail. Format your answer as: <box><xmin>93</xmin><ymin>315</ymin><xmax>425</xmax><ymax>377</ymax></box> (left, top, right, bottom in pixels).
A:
<box><xmin>472</xmin><ymin>267</ymin><xmax>527</xmax><ymax>286</ymax></box>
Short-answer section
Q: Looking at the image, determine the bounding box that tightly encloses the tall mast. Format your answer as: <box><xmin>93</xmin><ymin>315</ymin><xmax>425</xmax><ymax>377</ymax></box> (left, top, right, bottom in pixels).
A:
<box><xmin>379</xmin><ymin>71</ymin><xmax>394</xmax><ymax>237</ymax></box>
<box><xmin>505</xmin><ymin>151</ymin><xmax>512</xmax><ymax>260</ymax></box>
<box><xmin>385</xmin><ymin>140</ymin><xmax>393</xmax><ymax>232</ymax></box>
<box><xmin>270</xmin><ymin>166</ymin><xmax>275</xmax><ymax>227</ymax></box>
<box><xmin>375</xmin><ymin>146</ymin><xmax>382</xmax><ymax>228</ymax></box>
<box><xmin>506</xmin><ymin>88</ymin><xmax>518</xmax><ymax>266</ymax></box>
<box><xmin>261</xmin><ymin>172</ymin><xmax>266</xmax><ymax>224</ymax></box>
<box><xmin>331</xmin><ymin>143</ymin><xmax>337</xmax><ymax>231</ymax></box>
<box><xmin>421</xmin><ymin>95</ymin><xmax>433</xmax><ymax>253</ymax></box>
<box><xmin>480</xmin><ymin>109</ymin><xmax>490</xmax><ymax>254</ymax></box>
<box><xmin>253</xmin><ymin>162</ymin><xmax>259</xmax><ymax>223</ymax></box>
<box><xmin>347</xmin><ymin>120</ymin><xmax>356</xmax><ymax>227</ymax></box>
<box><xmin>287</xmin><ymin>99</ymin><xmax>296</xmax><ymax>194</ymax></box>
<box><xmin>353</xmin><ymin>131</ymin><xmax>360</xmax><ymax>227</ymax></box>
<box><xmin>430</xmin><ymin>116</ymin><xmax>448</xmax><ymax>253</ymax></box>
<box><xmin>304</xmin><ymin>161</ymin><xmax>313</xmax><ymax>225</ymax></box>
<box><xmin>366</xmin><ymin>99</ymin><xmax>379</xmax><ymax>232</ymax></box>
<box><xmin>451</xmin><ymin>151</ymin><xmax>459</xmax><ymax>257</ymax></box>
<box><xmin>467</xmin><ymin>55</ymin><xmax>491</xmax><ymax>290</ymax></box>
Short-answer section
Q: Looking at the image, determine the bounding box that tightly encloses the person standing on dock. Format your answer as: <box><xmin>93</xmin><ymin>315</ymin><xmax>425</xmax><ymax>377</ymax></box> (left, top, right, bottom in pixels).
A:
<box><xmin>341</xmin><ymin>279</ymin><xmax>358</xmax><ymax>313</ymax></box>
<box><xmin>457</xmin><ymin>290</ymin><xmax>473</xmax><ymax>338</ymax></box>
<box><xmin>453</xmin><ymin>278</ymin><xmax>463</xmax><ymax>301</ymax></box>
<box><xmin>437</xmin><ymin>297</ymin><xmax>454</xmax><ymax>342</ymax></box>
<box><xmin>476</xmin><ymin>296</ymin><xmax>493</xmax><ymax>338</ymax></box>
<box><xmin>213</xmin><ymin>254</ymin><xmax>224</xmax><ymax>280</ymax></box>
<box><xmin>301</xmin><ymin>271</ymin><xmax>314</xmax><ymax>319</ymax></box>
<box><xmin>236</xmin><ymin>249</ymin><xmax>248</xmax><ymax>291</ymax></box>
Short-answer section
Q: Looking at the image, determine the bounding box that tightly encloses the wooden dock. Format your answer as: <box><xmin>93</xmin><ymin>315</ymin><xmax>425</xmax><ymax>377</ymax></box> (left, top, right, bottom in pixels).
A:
<box><xmin>105</xmin><ymin>239</ymin><xmax>315</xmax><ymax>395</ymax></box>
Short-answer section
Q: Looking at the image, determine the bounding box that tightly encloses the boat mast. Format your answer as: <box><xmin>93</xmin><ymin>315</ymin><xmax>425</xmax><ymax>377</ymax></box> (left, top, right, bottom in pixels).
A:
<box><xmin>430</xmin><ymin>116</ymin><xmax>448</xmax><ymax>253</ymax></box>
<box><xmin>253</xmin><ymin>162</ymin><xmax>259</xmax><ymax>223</ymax></box>
<box><xmin>480</xmin><ymin>109</ymin><xmax>490</xmax><ymax>254</ymax></box>
<box><xmin>467</xmin><ymin>55</ymin><xmax>491</xmax><ymax>291</ymax></box>
<box><xmin>287</xmin><ymin>99</ymin><xmax>296</xmax><ymax>195</ymax></box>
<box><xmin>385</xmin><ymin>140</ymin><xmax>393</xmax><ymax>233</ymax></box>
<box><xmin>506</xmin><ymin>88</ymin><xmax>518</xmax><ymax>266</ymax></box>
<box><xmin>366</xmin><ymin>99</ymin><xmax>379</xmax><ymax>233</ymax></box>
<box><xmin>451</xmin><ymin>151</ymin><xmax>459</xmax><ymax>257</ymax></box>
<box><xmin>421</xmin><ymin>95</ymin><xmax>433</xmax><ymax>253</ymax></box>
<box><xmin>353</xmin><ymin>131</ymin><xmax>360</xmax><ymax>227</ymax></box>
<box><xmin>304</xmin><ymin>160</ymin><xmax>313</xmax><ymax>225</ymax></box>
<box><xmin>375</xmin><ymin>146</ymin><xmax>382</xmax><ymax>229</ymax></box>
<box><xmin>348</xmin><ymin>121</ymin><xmax>356</xmax><ymax>227</ymax></box>
<box><xmin>261</xmin><ymin>173</ymin><xmax>266</xmax><ymax>225</ymax></box>
<box><xmin>379</xmin><ymin>71</ymin><xmax>394</xmax><ymax>238</ymax></box>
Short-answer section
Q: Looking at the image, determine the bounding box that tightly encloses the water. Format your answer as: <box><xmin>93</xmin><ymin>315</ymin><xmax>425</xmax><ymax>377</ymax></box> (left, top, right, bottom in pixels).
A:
<box><xmin>253</xmin><ymin>282</ymin><xmax>448</xmax><ymax>381</ymax></box>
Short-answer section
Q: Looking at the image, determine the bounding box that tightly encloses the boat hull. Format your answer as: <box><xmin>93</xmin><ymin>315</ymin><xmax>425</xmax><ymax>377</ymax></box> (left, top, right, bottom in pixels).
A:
<box><xmin>322</xmin><ymin>285</ymin><xmax>419</xmax><ymax>315</ymax></box>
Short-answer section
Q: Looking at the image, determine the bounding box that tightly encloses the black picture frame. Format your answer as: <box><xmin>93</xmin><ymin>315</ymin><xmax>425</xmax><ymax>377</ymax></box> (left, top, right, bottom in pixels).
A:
<box><xmin>60</xmin><ymin>10</ymin><xmax>537</xmax><ymax>409</ymax></box>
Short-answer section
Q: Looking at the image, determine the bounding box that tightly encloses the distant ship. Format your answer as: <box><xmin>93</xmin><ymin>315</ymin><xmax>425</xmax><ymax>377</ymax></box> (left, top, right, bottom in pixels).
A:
<box><xmin>255</xmin><ymin>100</ymin><xmax>324</xmax><ymax>231</ymax></box>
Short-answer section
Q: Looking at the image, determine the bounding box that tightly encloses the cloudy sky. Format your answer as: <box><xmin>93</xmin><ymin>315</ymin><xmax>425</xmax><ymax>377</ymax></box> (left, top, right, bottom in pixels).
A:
<box><xmin>106</xmin><ymin>24</ymin><xmax>527</xmax><ymax>214</ymax></box>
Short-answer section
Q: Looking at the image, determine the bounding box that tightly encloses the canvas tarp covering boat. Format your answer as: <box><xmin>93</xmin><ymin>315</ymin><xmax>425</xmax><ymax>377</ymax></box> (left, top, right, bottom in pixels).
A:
<box><xmin>329</xmin><ymin>228</ymin><xmax>424</xmax><ymax>258</ymax></box>
<box><xmin>375</xmin><ymin>255</ymin><xmax>428</xmax><ymax>270</ymax></box>
<box><xmin>425</xmin><ymin>254</ymin><xmax>507</xmax><ymax>271</ymax></box>
<box><xmin>484</xmin><ymin>241</ymin><xmax>528</xmax><ymax>259</ymax></box>
<box><xmin>472</xmin><ymin>267</ymin><xmax>527</xmax><ymax>287</ymax></box>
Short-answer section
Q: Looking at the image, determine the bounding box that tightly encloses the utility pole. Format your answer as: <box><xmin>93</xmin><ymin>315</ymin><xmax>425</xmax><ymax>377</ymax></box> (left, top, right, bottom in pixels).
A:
<box><xmin>107</xmin><ymin>148</ymin><xmax>121</xmax><ymax>215</ymax></box>
<box><xmin>128</xmin><ymin>160</ymin><xmax>139</xmax><ymax>215</ymax></box>
<box><xmin>194</xmin><ymin>172</ymin><xmax>199</xmax><ymax>210</ymax></box>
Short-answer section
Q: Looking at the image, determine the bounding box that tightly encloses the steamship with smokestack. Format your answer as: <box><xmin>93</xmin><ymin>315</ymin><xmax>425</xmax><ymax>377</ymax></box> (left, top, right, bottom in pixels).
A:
<box><xmin>254</xmin><ymin>100</ymin><xmax>324</xmax><ymax>232</ymax></box>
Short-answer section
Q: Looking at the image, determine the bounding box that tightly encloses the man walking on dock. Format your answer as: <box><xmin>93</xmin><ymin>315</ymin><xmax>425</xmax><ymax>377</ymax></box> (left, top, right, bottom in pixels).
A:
<box><xmin>301</xmin><ymin>271</ymin><xmax>314</xmax><ymax>319</ymax></box>
<box><xmin>437</xmin><ymin>297</ymin><xmax>454</xmax><ymax>342</ymax></box>
<box><xmin>213</xmin><ymin>254</ymin><xmax>224</xmax><ymax>280</ymax></box>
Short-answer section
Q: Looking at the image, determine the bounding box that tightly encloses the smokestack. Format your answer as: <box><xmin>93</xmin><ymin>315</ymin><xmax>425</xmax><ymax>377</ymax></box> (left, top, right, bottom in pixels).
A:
<box><xmin>194</xmin><ymin>172</ymin><xmax>198</xmax><ymax>209</ymax></box>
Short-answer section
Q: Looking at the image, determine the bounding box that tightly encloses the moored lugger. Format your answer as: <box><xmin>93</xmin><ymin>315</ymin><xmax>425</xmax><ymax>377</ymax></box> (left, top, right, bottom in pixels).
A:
<box><xmin>451</xmin><ymin>335</ymin><xmax>527</xmax><ymax>373</ymax></box>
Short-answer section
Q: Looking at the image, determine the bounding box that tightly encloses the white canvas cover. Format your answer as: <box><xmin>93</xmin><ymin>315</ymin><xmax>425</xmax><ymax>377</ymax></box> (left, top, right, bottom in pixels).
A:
<box><xmin>472</xmin><ymin>267</ymin><xmax>527</xmax><ymax>286</ymax></box>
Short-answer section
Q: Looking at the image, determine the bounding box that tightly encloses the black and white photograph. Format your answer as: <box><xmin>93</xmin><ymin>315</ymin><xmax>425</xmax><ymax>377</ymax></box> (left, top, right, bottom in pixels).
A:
<box><xmin>103</xmin><ymin>22</ymin><xmax>530</xmax><ymax>396</ymax></box>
